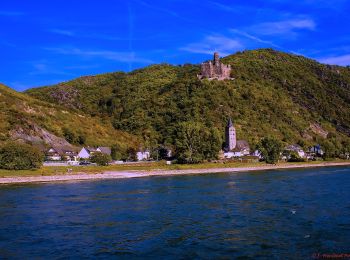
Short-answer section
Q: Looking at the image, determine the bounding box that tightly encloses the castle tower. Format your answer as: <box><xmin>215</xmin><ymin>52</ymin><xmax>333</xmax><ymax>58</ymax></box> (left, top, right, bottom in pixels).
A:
<box><xmin>213</xmin><ymin>52</ymin><xmax>220</xmax><ymax>66</ymax></box>
<box><xmin>225</xmin><ymin>118</ymin><xmax>236</xmax><ymax>151</ymax></box>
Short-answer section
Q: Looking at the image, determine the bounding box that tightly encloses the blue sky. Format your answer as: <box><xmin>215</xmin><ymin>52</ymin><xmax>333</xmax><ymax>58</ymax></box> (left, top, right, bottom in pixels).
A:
<box><xmin>1</xmin><ymin>0</ymin><xmax>350</xmax><ymax>91</ymax></box>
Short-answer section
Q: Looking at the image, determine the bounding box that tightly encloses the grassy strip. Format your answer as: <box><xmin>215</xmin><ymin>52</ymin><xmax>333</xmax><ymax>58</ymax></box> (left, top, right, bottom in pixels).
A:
<box><xmin>0</xmin><ymin>160</ymin><xmax>349</xmax><ymax>178</ymax></box>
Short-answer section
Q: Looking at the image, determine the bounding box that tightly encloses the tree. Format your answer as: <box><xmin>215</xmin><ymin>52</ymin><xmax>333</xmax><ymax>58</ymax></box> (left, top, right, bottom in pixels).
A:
<box><xmin>341</xmin><ymin>139</ymin><xmax>350</xmax><ymax>157</ymax></box>
<box><xmin>62</xmin><ymin>127</ymin><xmax>77</xmax><ymax>144</ymax></box>
<box><xmin>0</xmin><ymin>142</ymin><xmax>44</xmax><ymax>170</ymax></box>
<box><xmin>158</xmin><ymin>147</ymin><xmax>170</xmax><ymax>160</ymax></box>
<box><xmin>90</xmin><ymin>152</ymin><xmax>111</xmax><ymax>166</ymax></box>
<box><xmin>111</xmin><ymin>144</ymin><xmax>127</xmax><ymax>161</ymax></box>
<box><xmin>126</xmin><ymin>147</ymin><xmax>137</xmax><ymax>161</ymax></box>
<box><xmin>62</xmin><ymin>128</ymin><xmax>86</xmax><ymax>145</ymax></box>
<box><xmin>77</xmin><ymin>135</ymin><xmax>86</xmax><ymax>145</ymax></box>
<box><xmin>175</xmin><ymin>122</ymin><xmax>205</xmax><ymax>163</ymax></box>
<box><xmin>202</xmin><ymin>127</ymin><xmax>222</xmax><ymax>160</ymax></box>
<box><xmin>257</xmin><ymin>137</ymin><xmax>283</xmax><ymax>164</ymax></box>
<box><xmin>175</xmin><ymin>122</ymin><xmax>222</xmax><ymax>164</ymax></box>
<box><xmin>321</xmin><ymin>140</ymin><xmax>337</xmax><ymax>159</ymax></box>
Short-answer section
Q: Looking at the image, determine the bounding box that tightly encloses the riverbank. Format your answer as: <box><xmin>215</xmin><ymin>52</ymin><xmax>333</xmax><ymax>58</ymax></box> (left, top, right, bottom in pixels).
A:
<box><xmin>0</xmin><ymin>161</ymin><xmax>349</xmax><ymax>184</ymax></box>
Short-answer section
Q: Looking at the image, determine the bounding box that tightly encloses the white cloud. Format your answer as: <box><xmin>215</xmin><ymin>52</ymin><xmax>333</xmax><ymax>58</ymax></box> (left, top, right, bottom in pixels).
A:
<box><xmin>132</xmin><ymin>0</ymin><xmax>193</xmax><ymax>23</ymax></box>
<box><xmin>0</xmin><ymin>11</ymin><xmax>24</xmax><ymax>16</ymax></box>
<box><xmin>29</xmin><ymin>61</ymin><xmax>75</xmax><ymax>76</ymax></box>
<box><xmin>65</xmin><ymin>64</ymin><xmax>100</xmax><ymax>70</ymax></box>
<box><xmin>0</xmin><ymin>41</ymin><xmax>16</xmax><ymax>48</ymax></box>
<box><xmin>251</xmin><ymin>18</ymin><xmax>316</xmax><ymax>35</ymax></box>
<box><xmin>206</xmin><ymin>1</ymin><xmax>236</xmax><ymax>12</ymax></box>
<box><xmin>135</xmin><ymin>0</ymin><xmax>179</xmax><ymax>18</ymax></box>
<box><xmin>46</xmin><ymin>47</ymin><xmax>154</xmax><ymax>64</ymax></box>
<box><xmin>230</xmin><ymin>29</ymin><xmax>281</xmax><ymax>48</ymax></box>
<box><xmin>50</xmin><ymin>29</ymin><xmax>75</xmax><ymax>36</ymax></box>
<box><xmin>47</xmin><ymin>30</ymin><xmax>165</xmax><ymax>41</ymax></box>
<box><xmin>319</xmin><ymin>54</ymin><xmax>350</xmax><ymax>66</ymax></box>
<box><xmin>181</xmin><ymin>35</ymin><xmax>243</xmax><ymax>56</ymax></box>
<box><xmin>297</xmin><ymin>0</ymin><xmax>347</xmax><ymax>10</ymax></box>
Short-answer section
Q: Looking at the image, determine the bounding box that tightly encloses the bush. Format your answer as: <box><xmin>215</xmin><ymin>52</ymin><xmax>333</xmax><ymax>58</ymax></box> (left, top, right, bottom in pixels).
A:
<box><xmin>0</xmin><ymin>142</ymin><xmax>44</xmax><ymax>170</ymax></box>
<box><xmin>287</xmin><ymin>151</ymin><xmax>306</xmax><ymax>162</ymax></box>
<box><xmin>90</xmin><ymin>152</ymin><xmax>111</xmax><ymax>166</ymax></box>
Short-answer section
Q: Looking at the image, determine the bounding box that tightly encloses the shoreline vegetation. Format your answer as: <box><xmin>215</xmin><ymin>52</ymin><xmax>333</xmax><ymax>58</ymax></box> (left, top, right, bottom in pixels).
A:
<box><xmin>0</xmin><ymin>161</ymin><xmax>350</xmax><ymax>185</ymax></box>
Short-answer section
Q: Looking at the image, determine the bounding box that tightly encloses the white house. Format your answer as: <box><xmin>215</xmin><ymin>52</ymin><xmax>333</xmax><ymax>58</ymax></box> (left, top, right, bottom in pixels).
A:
<box><xmin>237</xmin><ymin>140</ymin><xmax>251</xmax><ymax>156</ymax></box>
<box><xmin>285</xmin><ymin>144</ymin><xmax>306</xmax><ymax>158</ymax></box>
<box><xmin>251</xmin><ymin>150</ymin><xmax>263</xmax><ymax>159</ymax></box>
<box><xmin>137</xmin><ymin>150</ymin><xmax>150</xmax><ymax>161</ymax></box>
<box><xmin>78</xmin><ymin>147</ymin><xmax>98</xmax><ymax>159</ymax></box>
<box><xmin>224</xmin><ymin>151</ymin><xmax>242</xmax><ymax>159</ymax></box>
<box><xmin>45</xmin><ymin>147</ymin><xmax>78</xmax><ymax>162</ymax></box>
<box><xmin>78</xmin><ymin>147</ymin><xmax>111</xmax><ymax>159</ymax></box>
<box><xmin>224</xmin><ymin>140</ymin><xmax>250</xmax><ymax>159</ymax></box>
<box><xmin>62</xmin><ymin>150</ymin><xmax>78</xmax><ymax>162</ymax></box>
<box><xmin>309</xmin><ymin>145</ymin><xmax>324</xmax><ymax>156</ymax></box>
<box><xmin>46</xmin><ymin>148</ymin><xmax>62</xmax><ymax>161</ymax></box>
<box><xmin>96</xmin><ymin>147</ymin><xmax>111</xmax><ymax>156</ymax></box>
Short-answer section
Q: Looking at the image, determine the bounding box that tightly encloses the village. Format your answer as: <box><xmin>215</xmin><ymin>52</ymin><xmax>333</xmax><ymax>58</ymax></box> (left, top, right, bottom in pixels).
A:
<box><xmin>44</xmin><ymin>146</ymin><xmax>152</xmax><ymax>166</ymax></box>
<box><xmin>44</xmin><ymin>118</ymin><xmax>329</xmax><ymax>166</ymax></box>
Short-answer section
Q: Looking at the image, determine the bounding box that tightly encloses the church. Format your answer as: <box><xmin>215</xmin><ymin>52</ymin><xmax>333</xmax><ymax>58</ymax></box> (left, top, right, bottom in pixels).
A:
<box><xmin>223</xmin><ymin>118</ymin><xmax>250</xmax><ymax>158</ymax></box>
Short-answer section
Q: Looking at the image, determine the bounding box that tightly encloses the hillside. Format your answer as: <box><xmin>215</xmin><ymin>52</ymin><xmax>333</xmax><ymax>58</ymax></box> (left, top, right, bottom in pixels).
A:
<box><xmin>0</xmin><ymin>84</ymin><xmax>138</xmax><ymax>150</ymax></box>
<box><xmin>26</xmin><ymin>72</ymin><xmax>121</xmax><ymax>115</ymax></box>
<box><xmin>26</xmin><ymin>49</ymin><xmax>350</xmax><ymax>152</ymax></box>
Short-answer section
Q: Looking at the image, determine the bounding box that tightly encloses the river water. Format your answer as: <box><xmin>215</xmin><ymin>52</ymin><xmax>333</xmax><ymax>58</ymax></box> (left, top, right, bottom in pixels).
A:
<box><xmin>0</xmin><ymin>167</ymin><xmax>349</xmax><ymax>259</ymax></box>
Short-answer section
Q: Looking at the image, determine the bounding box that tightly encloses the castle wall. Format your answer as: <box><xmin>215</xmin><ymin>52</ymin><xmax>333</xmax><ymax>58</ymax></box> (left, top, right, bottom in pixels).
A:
<box><xmin>198</xmin><ymin>52</ymin><xmax>232</xmax><ymax>80</ymax></box>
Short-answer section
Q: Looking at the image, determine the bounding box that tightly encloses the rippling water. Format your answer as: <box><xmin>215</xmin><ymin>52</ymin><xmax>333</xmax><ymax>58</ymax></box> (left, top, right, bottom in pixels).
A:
<box><xmin>0</xmin><ymin>167</ymin><xmax>349</xmax><ymax>259</ymax></box>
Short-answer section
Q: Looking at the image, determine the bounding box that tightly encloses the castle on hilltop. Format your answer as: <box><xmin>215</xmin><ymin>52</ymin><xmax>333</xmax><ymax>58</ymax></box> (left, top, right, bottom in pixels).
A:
<box><xmin>197</xmin><ymin>52</ymin><xmax>232</xmax><ymax>80</ymax></box>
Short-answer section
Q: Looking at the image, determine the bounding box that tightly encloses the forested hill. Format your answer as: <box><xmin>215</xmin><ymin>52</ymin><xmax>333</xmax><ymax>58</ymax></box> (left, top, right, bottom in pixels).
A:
<box><xmin>0</xmin><ymin>83</ymin><xmax>138</xmax><ymax>150</ymax></box>
<box><xmin>26</xmin><ymin>48</ymin><xmax>350</xmax><ymax>151</ymax></box>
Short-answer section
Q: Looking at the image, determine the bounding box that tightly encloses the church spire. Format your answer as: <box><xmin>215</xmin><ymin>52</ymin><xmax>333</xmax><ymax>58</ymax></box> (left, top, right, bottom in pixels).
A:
<box><xmin>225</xmin><ymin>118</ymin><xmax>236</xmax><ymax>151</ymax></box>
<box><xmin>227</xmin><ymin>118</ymin><xmax>233</xmax><ymax>128</ymax></box>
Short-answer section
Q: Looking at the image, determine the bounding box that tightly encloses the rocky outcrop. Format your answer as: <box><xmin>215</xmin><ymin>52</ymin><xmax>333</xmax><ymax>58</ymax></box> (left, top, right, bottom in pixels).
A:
<box><xmin>50</xmin><ymin>86</ymin><xmax>82</xmax><ymax>109</ymax></box>
<box><xmin>309</xmin><ymin>123</ymin><xmax>329</xmax><ymax>138</ymax></box>
<box><xmin>9</xmin><ymin>123</ymin><xmax>72</xmax><ymax>148</ymax></box>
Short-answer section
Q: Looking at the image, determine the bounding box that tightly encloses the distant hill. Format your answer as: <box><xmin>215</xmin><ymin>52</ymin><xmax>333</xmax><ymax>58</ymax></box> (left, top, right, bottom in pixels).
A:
<box><xmin>25</xmin><ymin>48</ymin><xmax>350</xmax><ymax>151</ymax></box>
<box><xmin>0</xmin><ymin>83</ymin><xmax>138</xmax><ymax>150</ymax></box>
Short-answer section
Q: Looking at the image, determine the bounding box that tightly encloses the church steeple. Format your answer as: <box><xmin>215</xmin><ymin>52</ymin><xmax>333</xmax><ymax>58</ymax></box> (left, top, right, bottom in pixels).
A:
<box><xmin>225</xmin><ymin>118</ymin><xmax>236</xmax><ymax>151</ymax></box>
<box><xmin>227</xmin><ymin>118</ymin><xmax>233</xmax><ymax>128</ymax></box>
